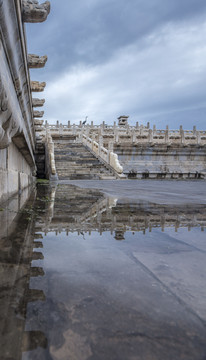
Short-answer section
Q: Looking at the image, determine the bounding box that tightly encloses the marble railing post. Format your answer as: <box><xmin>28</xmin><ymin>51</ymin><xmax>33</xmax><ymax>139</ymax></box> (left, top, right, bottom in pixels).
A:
<box><xmin>99</xmin><ymin>136</ymin><xmax>103</xmax><ymax>156</ymax></box>
<box><xmin>197</xmin><ymin>131</ymin><xmax>201</xmax><ymax>144</ymax></box>
<box><xmin>148</xmin><ymin>129</ymin><xmax>153</xmax><ymax>143</ymax></box>
<box><xmin>180</xmin><ymin>125</ymin><xmax>185</xmax><ymax>144</ymax></box>
<box><xmin>114</xmin><ymin>128</ymin><xmax>119</xmax><ymax>143</ymax></box>
<box><xmin>108</xmin><ymin>141</ymin><xmax>114</xmax><ymax>152</ymax></box>
<box><xmin>132</xmin><ymin>128</ymin><xmax>136</xmax><ymax>143</ymax></box>
<box><xmin>165</xmin><ymin>126</ymin><xmax>169</xmax><ymax>144</ymax></box>
<box><xmin>136</xmin><ymin>122</ymin><xmax>139</xmax><ymax>129</ymax></box>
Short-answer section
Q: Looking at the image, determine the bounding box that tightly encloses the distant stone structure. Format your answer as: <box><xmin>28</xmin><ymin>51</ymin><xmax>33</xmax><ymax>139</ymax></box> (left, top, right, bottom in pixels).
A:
<box><xmin>0</xmin><ymin>0</ymin><xmax>50</xmax><ymax>202</ymax></box>
<box><xmin>36</xmin><ymin>118</ymin><xmax>206</xmax><ymax>180</ymax></box>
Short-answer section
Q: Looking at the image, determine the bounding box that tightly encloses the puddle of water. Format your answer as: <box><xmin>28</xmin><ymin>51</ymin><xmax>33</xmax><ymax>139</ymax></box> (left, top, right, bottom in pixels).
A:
<box><xmin>0</xmin><ymin>184</ymin><xmax>206</xmax><ymax>360</ymax></box>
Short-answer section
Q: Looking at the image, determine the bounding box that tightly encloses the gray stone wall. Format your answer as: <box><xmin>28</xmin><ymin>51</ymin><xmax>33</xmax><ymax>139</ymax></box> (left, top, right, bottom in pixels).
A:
<box><xmin>0</xmin><ymin>144</ymin><xmax>34</xmax><ymax>203</ymax></box>
<box><xmin>0</xmin><ymin>0</ymin><xmax>50</xmax><ymax>202</ymax></box>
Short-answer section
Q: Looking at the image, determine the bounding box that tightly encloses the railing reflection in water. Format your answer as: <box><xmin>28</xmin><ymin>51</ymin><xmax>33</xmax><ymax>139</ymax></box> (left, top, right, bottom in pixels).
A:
<box><xmin>0</xmin><ymin>183</ymin><xmax>205</xmax><ymax>359</ymax></box>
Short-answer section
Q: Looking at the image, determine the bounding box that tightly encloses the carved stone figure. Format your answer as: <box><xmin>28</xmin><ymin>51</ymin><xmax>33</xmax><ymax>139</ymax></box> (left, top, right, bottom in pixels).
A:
<box><xmin>33</xmin><ymin>110</ymin><xmax>44</xmax><ymax>118</ymax></box>
<box><xmin>28</xmin><ymin>54</ymin><xmax>48</xmax><ymax>68</ymax></box>
<box><xmin>32</xmin><ymin>98</ymin><xmax>45</xmax><ymax>107</ymax></box>
<box><xmin>0</xmin><ymin>77</ymin><xmax>20</xmax><ymax>149</ymax></box>
<box><xmin>34</xmin><ymin>119</ymin><xmax>44</xmax><ymax>126</ymax></box>
<box><xmin>22</xmin><ymin>0</ymin><xmax>50</xmax><ymax>23</ymax></box>
<box><xmin>31</xmin><ymin>81</ymin><xmax>46</xmax><ymax>92</ymax></box>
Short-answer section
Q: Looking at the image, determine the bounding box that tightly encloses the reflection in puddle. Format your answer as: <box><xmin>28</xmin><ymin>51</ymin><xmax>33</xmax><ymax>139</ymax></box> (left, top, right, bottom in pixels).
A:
<box><xmin>0</xmin><ymin>184</ymin><xmax>206</xmax><ymax>360</ymax></box>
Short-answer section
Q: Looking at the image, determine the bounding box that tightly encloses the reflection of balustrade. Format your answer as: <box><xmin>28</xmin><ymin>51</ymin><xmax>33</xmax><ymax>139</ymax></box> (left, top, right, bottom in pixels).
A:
<box><xmin>41</xmin><ymin>192</ymin><xmax>206</xmax><ymax>236</ymax></box>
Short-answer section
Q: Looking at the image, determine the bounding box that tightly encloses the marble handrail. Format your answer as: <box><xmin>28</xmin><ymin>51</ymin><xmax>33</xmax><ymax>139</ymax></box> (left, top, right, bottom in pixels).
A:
<box><xmin>82</xmin><ymin>134</ymin><xmax>123</xmax><ymax>174</ymax></box>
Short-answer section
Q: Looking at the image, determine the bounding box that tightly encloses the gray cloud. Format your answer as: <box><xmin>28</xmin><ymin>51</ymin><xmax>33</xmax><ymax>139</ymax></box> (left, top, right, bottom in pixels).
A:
<box><xmin>26</xmin><ymin>0</ymin><xmax>206</xmax><ymax>128</ymax></box>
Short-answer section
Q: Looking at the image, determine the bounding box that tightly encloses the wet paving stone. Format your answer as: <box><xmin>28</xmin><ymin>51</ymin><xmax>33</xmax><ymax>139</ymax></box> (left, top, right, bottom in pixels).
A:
<box><xmin>0</xmin><ymin>182</ymin><xmax>206</xmax><ymax>360</ymax></box>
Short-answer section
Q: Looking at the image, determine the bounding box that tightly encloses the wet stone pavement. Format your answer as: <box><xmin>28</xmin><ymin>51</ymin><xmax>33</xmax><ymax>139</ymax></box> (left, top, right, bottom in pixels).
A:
<box><xmin>0</xmin><ymin>181</ymin><xmax>206</xmax><ymax>360</ymax></box>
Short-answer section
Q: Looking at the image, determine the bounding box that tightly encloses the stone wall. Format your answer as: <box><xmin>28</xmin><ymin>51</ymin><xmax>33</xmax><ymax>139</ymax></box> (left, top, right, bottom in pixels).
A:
<box><xmin>0</xmin><ymin>0</ymin><xmax>50</xmax><ymax>202</ymax></box>
<box><xmin>0</xmin><ymin>143</ymin><xmax>34</xmax><ymax>203</ymax></box>
<box><xmin>115</xmin><ymin>144</ymin><xmax>206</xmax><ymax>179</ymax></box>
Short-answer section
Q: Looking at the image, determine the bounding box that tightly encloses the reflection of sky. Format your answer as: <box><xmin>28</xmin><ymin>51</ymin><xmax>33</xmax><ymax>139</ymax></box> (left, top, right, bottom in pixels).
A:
<box><xmin>33</xmin><ymin>228</ymin><xmax>206</xmax><ymax>273</ymax></box>
<box><xmin>31</xmin><ymin>227</ymin><xmax>206</xmax><ymax>329</ymax></box>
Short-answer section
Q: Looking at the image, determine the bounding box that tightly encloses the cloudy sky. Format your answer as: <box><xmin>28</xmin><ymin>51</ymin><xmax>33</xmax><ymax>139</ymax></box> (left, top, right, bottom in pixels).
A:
<box><xmin>26</xmin><ymin>0</ymin><xmax>206</xmax><ymax>129</ymax></box>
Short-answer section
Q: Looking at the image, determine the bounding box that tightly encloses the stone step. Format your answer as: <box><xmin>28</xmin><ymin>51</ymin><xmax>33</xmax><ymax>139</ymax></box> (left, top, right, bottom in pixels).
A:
<box><xmin>54</xmin><ymin>142</ymin><xmax>116</xmax><ymax>180</ymax></box>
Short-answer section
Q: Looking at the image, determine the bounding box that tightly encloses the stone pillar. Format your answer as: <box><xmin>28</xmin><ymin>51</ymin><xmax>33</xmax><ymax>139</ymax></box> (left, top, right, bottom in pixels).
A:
<box><xmin>59</xmin><ymin>123</ymin><xmax>63</xmax><ymax>135</ymax></box>
<box><xmin>56</xmin><ymin>120</ymin><xmax>59</xmax><ymax>128</ymax></box>
<box><xmin>100</xmin><ymin>122</ymin><xmax>104</xmax><ymax>136</ymax></box>
<box><xmin>108</xmin><ymin>141</ymin><xmax>114</xmax><ymax>152</ymax></box>
<box><xmin>136</xmin><ymin>122</ymin><xmax>139</xmax><ymax>129</ymax></box>
<box><xmin>148</xmin><ymin>129</ymin><xmax>153</xmax><ymax>143</ymax></box>
<box><xmin>196</xmin><ymin>131</ymin><xmax>200</xmax><ymax>144</ymax></box>
<box><xmin>91</xmin><ymin>121</ymin><xmax>94</xmax><ymax>127</ymax></box>
<box><xmin>86</xmin><ymin>127</ymin><xmax>89</xmax><ymax>138</ymax></box>
<box><xmin>193</xmin><ymin>126</ymin><xmax>196</xmax><ymax>135</ymax></box>
<box><xmin>147</xmin><ymin>122</ymin><xmax>150</xmax><ymax>129</ymax></box>
<box><xmin>114</xmin><ymin>129</ymin><xmax>118</xmax><ymax>143</ymax></box>
<box><xmin>165</xmin><ymin>125</ymin><xmax>169</xmax><ymax>144</ymax></box>
<box><xmin>132</xmin><ymin>128</ymin><xmax>136</xmax><ymax>143</ymax></box>
<box><xmin>68</xmin><ymin>120</ymin><xmax>71</xmax><ymax>127</ymax></box>
<box><xmin>99</xmin><ymin>136</ymin><xmax>103</xmax><ymax>156</ymax></box>
<box><xmin>79</xmin><ymin>121</ymin><xmax>82</xmax><ymax>127</ymax></box>
<box><xmin>180</xmin><ymin>126</ymin><xmax>185</xmax><ymax>144</ymax></box>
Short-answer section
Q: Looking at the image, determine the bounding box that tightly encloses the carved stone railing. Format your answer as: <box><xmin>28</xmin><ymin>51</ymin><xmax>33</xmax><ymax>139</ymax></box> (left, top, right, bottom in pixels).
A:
<box><xmin>82</xmin><ymin>134</ymin><xmax>123</xmax><ymax>176</ymax></box>
<box><xmin>45</xmin><ymin>129</ymin><xmax>58</xmax><ymax>180</ymax></box>
<box><xmin>43</xmin><ymin>121</ymin><xmax>206</xmax><ymax>147</ymax></box>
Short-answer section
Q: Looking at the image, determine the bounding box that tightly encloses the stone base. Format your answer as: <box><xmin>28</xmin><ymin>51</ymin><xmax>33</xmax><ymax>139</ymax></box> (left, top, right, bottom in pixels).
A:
<box><xmin>0</xmin><ymin>143</ymin><xmax>36</xmax><ymax>203</ymax></box>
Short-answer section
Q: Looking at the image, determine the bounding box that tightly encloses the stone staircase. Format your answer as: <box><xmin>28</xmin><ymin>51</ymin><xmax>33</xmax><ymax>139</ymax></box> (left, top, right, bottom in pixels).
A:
<box><xmin>54</xmin><ymin>142</ymin><xmax>117</xmax><ymax>180</ymax></box>
<box><xmin>35</xmin><ymin>135</ymin><xmax>45</xmax><ymax>178</ymax></box>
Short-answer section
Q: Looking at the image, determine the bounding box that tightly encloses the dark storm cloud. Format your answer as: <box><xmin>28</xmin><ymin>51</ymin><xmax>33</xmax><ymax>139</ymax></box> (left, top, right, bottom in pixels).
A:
<box><xmin>26</xmin><ymin>0</ymin><xmax>206</xmax><ymax>72</ymax></box>
<box><xmin>26</xmin><ymin>0</ymin><xmax>206</xmax><ymax>128</ymax></box>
